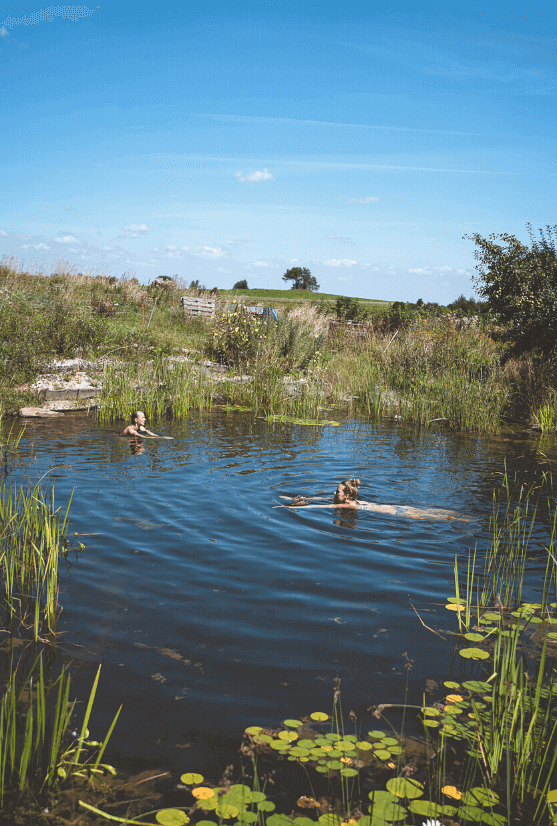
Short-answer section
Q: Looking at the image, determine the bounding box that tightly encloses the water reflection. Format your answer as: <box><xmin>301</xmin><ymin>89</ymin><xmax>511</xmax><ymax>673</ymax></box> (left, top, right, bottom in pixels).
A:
<box><xmin>4</xmin><ymin>411</ymin><xmax>557</xmax><ymax>777</ymax></box>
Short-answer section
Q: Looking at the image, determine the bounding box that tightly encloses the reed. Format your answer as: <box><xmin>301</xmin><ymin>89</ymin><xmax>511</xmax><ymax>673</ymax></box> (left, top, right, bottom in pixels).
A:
<box><xmin>0</xmin><ymin>477</ymin><xmax>72</xmax><ymax>641</ymax></box>
<box><xmin>0</xmin><ymin>655</ymin><xmax>120</xmax><ymax>807</ymax></box>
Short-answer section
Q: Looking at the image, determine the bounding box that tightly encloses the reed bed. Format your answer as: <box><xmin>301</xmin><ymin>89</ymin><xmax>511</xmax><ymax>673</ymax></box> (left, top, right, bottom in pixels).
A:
<box><xmin>0</xmin><ymin>478</ymin><xmax>71</xmax><ymax>641</ymax></box>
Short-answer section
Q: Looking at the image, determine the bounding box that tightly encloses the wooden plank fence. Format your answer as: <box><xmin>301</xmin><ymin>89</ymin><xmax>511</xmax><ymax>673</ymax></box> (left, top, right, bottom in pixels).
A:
<box><xmin>181</xmin><ymin>296</ymin><xmax>216</xmax><ymax>317</ymax></box>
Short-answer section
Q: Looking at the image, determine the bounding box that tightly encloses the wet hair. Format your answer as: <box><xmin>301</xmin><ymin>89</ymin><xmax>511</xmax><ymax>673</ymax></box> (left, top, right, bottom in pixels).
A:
<box><xmin>131</xmin><ymin>410</ymin><xmax>141</xmax><ymax>424</ymax></box>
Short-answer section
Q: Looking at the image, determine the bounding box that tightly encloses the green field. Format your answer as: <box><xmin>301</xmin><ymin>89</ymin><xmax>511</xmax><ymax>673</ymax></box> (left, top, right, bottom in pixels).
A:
<box><xmin>220</xmin><ymin>288</ymin><xmax>392</xmax><ymax>306</ymax></box>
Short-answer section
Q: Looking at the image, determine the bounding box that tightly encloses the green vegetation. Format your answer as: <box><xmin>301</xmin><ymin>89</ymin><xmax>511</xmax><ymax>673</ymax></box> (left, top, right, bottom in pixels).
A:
<box><xmin>282</xmin><ymin>266</ymin><xmax>320</xmax><ymax>292</ymax></box>
<box><xmin>467</xmin><ymin>224</ymin><xmax>557</xmax><ymax>358</ymax></box>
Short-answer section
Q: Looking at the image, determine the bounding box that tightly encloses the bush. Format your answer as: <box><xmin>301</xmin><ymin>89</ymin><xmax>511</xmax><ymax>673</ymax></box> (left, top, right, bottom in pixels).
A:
<box><xmin>209</xmin><ymin>308</ymin><xmax>266</xmax><ymax>365</ymax></box>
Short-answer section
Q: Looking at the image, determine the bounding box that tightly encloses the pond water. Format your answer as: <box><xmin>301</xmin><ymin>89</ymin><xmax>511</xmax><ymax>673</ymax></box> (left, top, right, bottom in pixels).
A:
<box><xmin>6</xmin><ymin>412</ymin><xmax>554</xmax><ymax>782</ymax></box>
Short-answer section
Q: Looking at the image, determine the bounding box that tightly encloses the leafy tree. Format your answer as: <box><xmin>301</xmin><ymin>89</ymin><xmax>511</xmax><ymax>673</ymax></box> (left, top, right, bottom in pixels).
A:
<box><xmin>282</xmin><ymin>266</ymin><xmax>319</xmax><ymax>291</ymax></box>
<box><xmin>466</xmin><ymin>225</ymin><xmax>557</xmax><ymax>357</ymax></box>
<box><xmin>233</xmin><ymin>279</ymin><xmax>248</xmax><ymax>289</ymax></box>
<box><xmin>335</xmin><ymin>296</ymin><xmax>365</xmax><ymax>321</ymax></box>
<box><xmin>447</xmin><ymin>294</ymin><xmax>488</xmax><ymax>316</ymax></box>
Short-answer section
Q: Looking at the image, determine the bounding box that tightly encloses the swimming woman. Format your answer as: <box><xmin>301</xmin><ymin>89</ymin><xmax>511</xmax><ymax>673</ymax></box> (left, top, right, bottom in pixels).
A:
<box><xmin>123</xmin><ymin>410</ymin><xmax>174</xmax><ymax>439</ymax></box>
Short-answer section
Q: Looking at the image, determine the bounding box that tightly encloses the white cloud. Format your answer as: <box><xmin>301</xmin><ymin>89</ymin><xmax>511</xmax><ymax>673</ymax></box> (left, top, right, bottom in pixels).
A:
<box><xmin>0</xmin><ymin>230</ymin><xmax>7</xmax><ymax>236</ymax></box>
<box><xmin>166</xmin><ymin>245</ymin><xmax>177</xmax><ymax>250</ymax></box>
<box><xmin>64</xmin><ymin>206</ymin><xmax>74</xmax><ymax>210</ymax></box>
<box><xmin>235</xmin><ymin>168</ymin><xmax>273</xmax><ymax>183</ymax></box>
<box><xmin>324</xmin><ymin>258</ymin><xmax>357</xmax><ymax>267</ymax></box>
<box><xmin>1</xmin><ymin>6</ymin><xmax>100</xmax><ymax>28</ymax></box>
<box><xmin>34</xmin><ymin>243</ymin><xmax>50</xmax><ymax>250</ymax></box>
<box><xmin>325</xmin><ymin>234</ymin><xmax>352</xmax><ymax>243</ymax></box>
<box><xmin>346</xmin><ymin>196</ymin><xmax>383</xmax><ymax>204</ymax></box>
<box><xmin>181</xmin><ymin>245</ymin><xmax>190</xmax><ymax>251</ymax></box>
<box><xmin>55</xmin><ymin>235</ymin><xmax>80</xmax><ymax>244</ymax></box>
<box><xmin>0</xmin><ymin>26</ymin><xmax>8</xmax><ymax>36</ymax></box>
<box><xmin>199</xmin><ymin>246</ymin><xmax>224</xmax><ymax>258</ymax></box>
<box><xmin>253</xmin><ymin>261</ymin><xmax>269</xmax><ymax>267</ymax></box>
<box><xmin>119</xmin><ymin>224</ymin><xmax>152</xmax><ymax>238</ymax></box>
<box><xmin>163</xmin><ymin>251</ymin><xmax>182</xmax><ymax>258</ymax></box>
<box><xmin>21</xmin><ymin>244</ymin><xmax>30</xmax><ymax>249</ymax></box>
<box><xmin>408</xmin><ymin>267</ymin><xmax>431</xmax><ymax>273</ymax></box>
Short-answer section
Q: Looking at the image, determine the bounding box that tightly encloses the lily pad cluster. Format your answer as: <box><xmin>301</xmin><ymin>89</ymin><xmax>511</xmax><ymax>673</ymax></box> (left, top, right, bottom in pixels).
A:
<box><xmin>445</xmin><ymin>598</ymin><xmax>557</xmax><ymax>660</ymax></box>
<box><xmin>246</xmin><ymin>714</ymin><xmax>404</xmax><ymax>774</ymax></box>
<box><xmin>181</xmin><ymin>773</ymin><xmax>277</xmax><ymax>823</ymax></box>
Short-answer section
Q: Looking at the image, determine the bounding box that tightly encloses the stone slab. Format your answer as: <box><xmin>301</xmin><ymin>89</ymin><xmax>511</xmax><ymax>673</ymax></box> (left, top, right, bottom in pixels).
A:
<box><xmin>19</xmin><ymin>407</ymin><xmax>65</xmax><ymax>418</ymax></box>
<box><xmin>38</xmin><ymin>387</ymin><xmax>100</xmax><ymax>401</ymax></box>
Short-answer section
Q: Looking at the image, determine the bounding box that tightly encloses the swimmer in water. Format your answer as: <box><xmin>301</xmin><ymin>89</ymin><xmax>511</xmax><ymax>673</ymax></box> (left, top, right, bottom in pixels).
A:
<box><xmin>282</xmin><ymin>479</ymin><xmax>472</xmax><ymax>522</ymax></box>
<box><xmin>123</xmin><ymin>410</ymin><xmax>174</xmax><ymax>439</ymax></box>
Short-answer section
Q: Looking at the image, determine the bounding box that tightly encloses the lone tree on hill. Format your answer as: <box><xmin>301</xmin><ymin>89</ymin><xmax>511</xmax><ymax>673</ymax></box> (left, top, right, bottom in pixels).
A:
<box><xmin>466</xmin><ymin>224</ymin><xmax>557</xmax><ymax>358</ymax></box>
<box><xmin>233</xmin><ymin>279</ymin><xmax>248</xmax><ymax>289</ymax></box>
<box><xmin>282</xmin><ymin>266</ymin><xmax>319</xmax><ymax>291</ymax></box>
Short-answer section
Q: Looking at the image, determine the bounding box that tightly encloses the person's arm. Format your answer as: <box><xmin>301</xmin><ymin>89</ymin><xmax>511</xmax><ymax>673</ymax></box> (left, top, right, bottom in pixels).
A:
<box><xmin>138</xmin><ymin>427</ymin><xmax>173</xmax><ymax>439</ymax></box>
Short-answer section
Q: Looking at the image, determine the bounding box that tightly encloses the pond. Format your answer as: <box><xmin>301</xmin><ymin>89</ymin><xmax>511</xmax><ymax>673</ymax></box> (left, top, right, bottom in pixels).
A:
<box><xmin>6</xmin><ymin>411</ymin><xmax>554</xmax><ymax>783</ymax></box>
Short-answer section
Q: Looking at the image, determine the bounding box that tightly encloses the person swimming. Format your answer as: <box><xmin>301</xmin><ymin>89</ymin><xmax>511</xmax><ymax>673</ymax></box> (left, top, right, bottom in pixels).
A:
<box><xmin>282</xmin><ymin>479</ymin><xmax>472</xmax><ymax>522</ymax></box>
<box><xmin>122</xmin><ymin>410</ymin><xmax>174</xmax><ymax>439</ymax></box>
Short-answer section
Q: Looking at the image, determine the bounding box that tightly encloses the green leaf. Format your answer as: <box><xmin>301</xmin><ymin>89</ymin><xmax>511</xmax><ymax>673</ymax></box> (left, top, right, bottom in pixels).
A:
<box><xmin>444</xmin><ymin>681</ymin><xmax>460</xmax><ymax>689</ymax></box>
<box><xmin>465</xmin><ymin>632</ymin><xmax>485</xmax><ymax>642</ymax></box>
<box><xmin>267</xmin><ymin>815</ymin><xmax>293</xmax><ymax>826</ymax></box>
<box><xmin>237</xmin><ymin>816</ymin><xmax>258</xmax><ymax>824</ymax></box>
<box><xmin>216</xmin><ymin>804</ymin><xmax>239</xmax><ymax>819</ymax></box>
<box><xmin>340</xmin><ymin>768</ymin><xmax>358</xmax><ymax>777</ymax></box>
<box><xmin>368</xmin><ymin>791</ymin><xmax>407</xmax><ymax>820</ymax></box>
<box><xmin>250</xmin><ymin>792</ymin><xmax>266</xmax><ymax>803</ymax></box>
<box><xmin>482</xmin><ymin>612</ymin><xmax>502</xmax><ymax>621</ymax></box>
<box><xmin>463</xmin><ymin>787</ymin><xmax>500</xmax><ymax>807</ymax></box>
<box><xmin>310</xmin><ymin>712</ymin><xmax>328</xmax><ymax>721</ymax></box>
<box><xmin>156</xmin><ymin>810</ymin><xmax>189</xmax><ymax>826</ymax></box>
<box><xmin>258</xmin><ymin>802</ymin><xmax>276</xmax><ymax>812</ymax></box>
<box><xmin>481</xmin><ymin>814</ymin><xmax>506</xmax><ymax>825</ymax></box>
<box><xmin>381</xmin><ymin>737</ymin><xmax>398</xmax><ymax>746</ymax></box>
<box><xmin>181</xmin><ymin>773</ymin><xmax>204</xmax><ymax>784</ymax></box>
<box><xmin>368</xmin><ymin>730</ymin><xmax>385</xmax><ymax>738</ymax></box>
<box><xmin>283</xmin><ymin>719</ymin><xmax>303</xmax><ymax>727</ymax></box>
<box><xmin>373</xmin><ymin>749</ymin><xmax>391</xmax><ymax>761</ymax></box>
<box><xmin>294</xmin><ymin>819</ymin><xmax>316</xmax><ymax>826</ymax></box>
<box><xmin>356</xmin><ymin>741</ymin><xmax>373</xmax><ymax>750</ymax></box>
<box><xmin>386</xmin><ymin>777</ymin><xmax>424</xmax><ymax>799</ymax></box>
<box><xmin>462</xmin><ymin>680</ymin><xmax>492</xmax><ymax>692</ymax></box>
<box><xmin>460</xmin><ymin>647</ymin><xmax>490</xmax><ymax>660</ymax></box>
<box><xmin>407</xmin><ymin>800</ymin><xmax>456</xmax><ymax>817</ymax></box>
<box><xmin>245</xmin><ymin>726</ymin><xmax>263</xmax><ymax>735</ymax></box>
<box><xmin>547</xmin><ymin>789</ymin><xmax>557</xmax><ymax>803</ymax></box>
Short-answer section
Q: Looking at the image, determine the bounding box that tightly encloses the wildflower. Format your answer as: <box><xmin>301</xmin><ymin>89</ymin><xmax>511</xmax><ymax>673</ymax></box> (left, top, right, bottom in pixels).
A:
<box><xmin>422</xmin><ymin>820</ymin><xmax>442</xmax><ymax>826</ymax></box>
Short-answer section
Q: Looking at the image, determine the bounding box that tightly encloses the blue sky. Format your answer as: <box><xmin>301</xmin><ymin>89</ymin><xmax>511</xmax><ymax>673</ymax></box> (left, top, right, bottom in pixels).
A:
<box><xmin>1</xmin><ymin>1</ymin><xmax>555</xmax><ymax>301</ymax></box>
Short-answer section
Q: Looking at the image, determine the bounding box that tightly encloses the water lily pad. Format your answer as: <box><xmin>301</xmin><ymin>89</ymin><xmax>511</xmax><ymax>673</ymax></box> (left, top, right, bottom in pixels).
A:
<box><xmin>245</xmin><ymin>726</ymin><xmax>263</xmax><ymax>735</ymax></box>
<box><xmin>278</xmin><ymin>730</ymin><xmax>298</xmax><ymax>741</ymax></box>
<box><xmin>254</xmin><ymin>734</ymin><xmax>273</xmax><ymax>744</ymax></box>
<box><xmin>343</xmin><ymin>734</ymin><xmax>358</xmax><ymax>742</ymax></box>
<box><xmin>311</xmin><ymin>712</ymin><xmax>329</xmax><ymax>721</ymax></box>
<box><xmin>326</xmin><ymin>760</ymin><xmax>343</xmax><ymax>770</ymax></box>
<box><xmin>368</xmin><ymin>791</ymin><xmax>407</xmax><ymax>820</ymax></box>
<box><xmin>482</xmin><ymin>814</ymin><xmax>506</xmax><ymax>825</ymax></box>
<box><xmin>258</xmin><ymin>802</ymin><xmax>276</xmax><ymax>812</ymax></box>
<box><xmin>386</xmin><ymin>777</ymin><xmax>424</xmax><ymax>799</ymax></box>
<box><xmin>156</xmin><ymin>810</ymin><xmax>190</xmax><ymax>826</ymax></box>
<box><xmin>192</xmin><ymin>788</ymin><xmax>215</xmax><ymax>800</ymax></box>
<box><xmin>381</xmin><ymin>737</ymin><xmax>399</xmax><ymax>746</ymax></box>
<box><xmin>315</xmin><ymin>765</ymin><xmax>328</xmax><ymax>773</ymax></box>
<box><xmin>368</xmin><ymin>730</ymin><xmax>385</xmax><ymax>738</ymax></box>
<box><xmin>408</xmin><ymin>800</ymin><xmax>456</xmax><ymax>817</ymax></box>
<box><xmin>441</xmin><ymin>785</ymin><xmax>462</xmax><ymax>800</ymax></box>
<box><xmin>237</xmin><ymin>814</ymin><xmax>258</xmax><ymax>823</ymax></box>
<box><xmin>324</xmin><ymin>733</ymin><xmax>338</xmax><ymax>740</ymax></box>
<box><xmin>216</xmin><ymin>804</ymin><xmax>239</xmax><ymax>819</ymax></box>
<box><xmin>295</xmin><ymin>818</ymin><xmax>317</xmax><ymax>826</ymax></box>
<box><xmin>356</xmin><ymin>741</ymin><xmax>373</xmax><ymax>750</ymax></box>
<box><xmin>482</xmin><ymin>612</ymin><xmax>502</xmax><ymax>621</ymax></box>
<box><xmin>373</xmin><ymin>749</ymin><xmax>391</xmax><ymax>761</ymax></box>
<box><xmin>290</xmin><ymin>747</ymin><xmax>310</xmax><ymax>757</ymax></box>
<box><xmin>444</xmin><ymin>681</ymin><xmax>460</xmax><ymax>689</ymax></box>
<box><xmin>462</xmin><ymin>680</ymin><xmax>492</xmax><ymax>692</ymax></box>
<box><xmin>547</xmin><ymin>789</ymin><xmax>557</xmax><ymax>803</ymax></box>
<box><xmin>389</xmin><ymin>745</ymin><xmax>403</xmax><ymax>754</ymax></box>
<box><xmin>267</xmin><ymin>815</ymin><xmax>294</xmax><ymax>826</ymax></box>
<box><xmin>340</xmin><ymin>768</ymin><xmax>358</xmax><ymax>777</ymax></box>
<box><xmin>423</xmin><ymin>707</ymin><xmax>440</xmax><ymax>716</ymax></box>
<box><xmin>463</xmin><ymin>787</ymin><xmax>499</xmax><ymax>806</ymax></box>
<box><xmin>547</xmin><ymin>632</ymin><xmax>557</xmax><ymax>640</ymax></box>
<box><xmin>460</xmin><ymin>647</ymin><xmax>490</xmax><ymax>660</ymax></box>
<box><xmin>465</xmin><ymin>632</ymin><xmax>485</xmax><ymax>642</ymax></box>
<box><xmin>283</xmin><ymin>719</ymin><xmax>303</xmax><ymax>727</ymax></box>
<box><xmin>230</xmin><ymin>785</ymin><xmax>251</xmax><ymax>795</ymax></box>
<box><xmin>270</xmin><ymin>740</ymin><xmax>290</xmax><ymax>750</ymax></box>
<box><xmin>181</xmin><ymin>773</ymin><xmax>204</xmax><ymax>784</ymax></box>
<box><xmin>249</xmin><ymin>792</ymin><xmax>266</xmax><ymax>803</ymax></box>
<box><xmin>445</xmin><ymin>694</ymin><xmax>464</xmax><ymax>703</ymax></box>
<box><xmin>446</xmin><ymin>603</ymin><xmax>465</xmax><ymax>612</ymax></box>
<box><xmin>297</xmin><ymin>739</ymin><xmax>314</xmax><ymax>748</ymax></box>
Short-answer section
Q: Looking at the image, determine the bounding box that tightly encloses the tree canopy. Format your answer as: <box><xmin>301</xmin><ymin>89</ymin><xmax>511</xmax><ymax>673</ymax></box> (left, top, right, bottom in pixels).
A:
<box><xmin>233</xmin><ymin>279</ymin><xmax>248</xmax><ymax>289</ymax></box>
<box><xmin>467</xmin><ymin>225</ymin><xmax>557</xmax><ymax>358</ymax></box>
<box><xmin>282</xmin><ymin>266</ymin><xmax>319</xmax><ymax>291</ymax></box>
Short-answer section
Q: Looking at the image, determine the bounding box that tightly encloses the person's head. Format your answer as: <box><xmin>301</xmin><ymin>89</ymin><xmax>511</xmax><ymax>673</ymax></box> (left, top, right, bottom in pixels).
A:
<box><xmin>131</xmin><ymin>410</ymin><xmax>146</xmax><ymax>426</ymax></box>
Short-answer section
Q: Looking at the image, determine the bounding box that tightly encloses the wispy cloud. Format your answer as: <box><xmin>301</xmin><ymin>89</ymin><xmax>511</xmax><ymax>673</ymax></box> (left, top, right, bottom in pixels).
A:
<box><xmin>55</xmin><ymin>235</ymin><xmax>80</xmax><ymax>244</ymax></box>
<box><xmin>0</xmin><ymin>26</ymin><xmax>8</xmax><ymax>37</ymax></box>
<box><xmin>253</xmin><ymin>261</ymin><xmax>268</xmax><ymax>267</ymax></box>
<box><xmin>119</xmin><ymin>224</ymin><xmax>152</xmax><ymax>238</ymax></box>
<box><xmin>346</xmin><ymin>197</ymin><xmax>383</xmax><ymax>204</ymax></box>
<box><xmin>34</xmin><ymin>242</ymin><xmax>50</xmax><ymax>250</ymax></box>
<box><xmin>325</xmin><ymin>235</ymin><xmax>353</xmax><ymax>243</ymax></box>
<box><xmin>199</xmin><ymin>246</ymin><xmax>224</xmax><ymax>258</ymax></box>
<box><xmin>0</xmin><ymin>230</ymin><xmax>7</xmax><ymax>236</ymax></box>
<box><xmin>1</xmin><ymin>5</ymin><xmax>100</xmax><ymax>29</ymax></box>
<box><xmin>324</xmin><ymin>258</ymin><xmax>357</xmax><ymax>267</ymax></box>
<box><xmin>235</xmin><ymin>169</ymin><xmax>273</xmax><ymax>183</ymax></box>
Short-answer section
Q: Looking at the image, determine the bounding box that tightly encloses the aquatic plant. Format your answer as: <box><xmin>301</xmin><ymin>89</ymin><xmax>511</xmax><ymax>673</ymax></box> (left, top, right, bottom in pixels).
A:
<box><xmin>0</xmin><ymin>657</ymin><xmax>120</xmax><ymax>807</ymax></box>
<box><xmin>0</xmin><ymin>477</ymin><xmax>73</xmax><ymax>641</ymax></box>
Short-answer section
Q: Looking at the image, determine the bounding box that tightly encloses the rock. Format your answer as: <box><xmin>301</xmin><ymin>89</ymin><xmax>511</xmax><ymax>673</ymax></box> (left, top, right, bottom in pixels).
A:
<box><xmin>19</xmin><ymin>408</ymin><xmax>64</xmax><ymax>418</ymax></box>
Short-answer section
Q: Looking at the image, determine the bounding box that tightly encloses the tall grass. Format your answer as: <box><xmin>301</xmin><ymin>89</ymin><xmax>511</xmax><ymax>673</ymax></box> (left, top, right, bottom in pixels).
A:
<box><xmin>0</xmin><ymin>478</ymin><xmax>72</xmax><ymax>641</ymax></box>
<box><xmin>0</xmin><ymin>655</ymin><xmax>121</xmax><ymax>807</ymax></box>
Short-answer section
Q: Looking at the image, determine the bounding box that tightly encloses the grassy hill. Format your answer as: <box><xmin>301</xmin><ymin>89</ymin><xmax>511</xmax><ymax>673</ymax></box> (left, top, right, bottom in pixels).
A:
<box><xmin>220</xmin><ymin>288</ymin><xmax>392</xmax><ymax>307</ymax></box>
